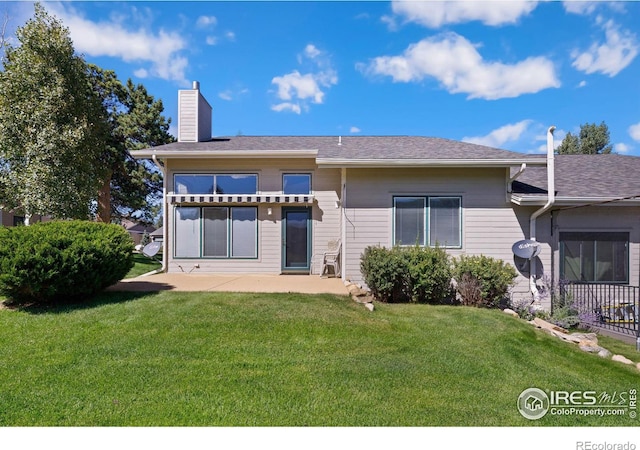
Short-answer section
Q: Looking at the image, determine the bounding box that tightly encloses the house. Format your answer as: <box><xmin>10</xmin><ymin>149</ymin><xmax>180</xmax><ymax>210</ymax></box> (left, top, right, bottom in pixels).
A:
<box><xmin>121</xmin><ymin>218</ymin><xmax>156</xmax><ymax>246</ymax></box>
<box><xmin>0</xmin><ymin>209</ymin><xmax>48</xmax><ymax>227</ymax></box>
<box><xmin>132</xmin><ymin>82</ymin><xmax>640</xmax><ymax>310</ymax></box>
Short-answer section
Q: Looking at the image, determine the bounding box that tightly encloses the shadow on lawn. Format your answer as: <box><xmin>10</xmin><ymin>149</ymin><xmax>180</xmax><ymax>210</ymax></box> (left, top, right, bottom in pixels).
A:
<box><xmin>2</xmin><ymin>289</ymin><xmax>166</xmax><ymax>315</ymax></box>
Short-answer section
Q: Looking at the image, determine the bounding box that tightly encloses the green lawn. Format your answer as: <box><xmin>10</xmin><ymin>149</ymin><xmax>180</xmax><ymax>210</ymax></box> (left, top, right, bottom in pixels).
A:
<box><xmin>125</xmin><ymin>252</ymin><xmax>162</xmax><ymax>278</ymax></box>
<box><xmin>0</xmin><ymin>291</ymin><xmax>638</xmax><ymax>426</ymax></box>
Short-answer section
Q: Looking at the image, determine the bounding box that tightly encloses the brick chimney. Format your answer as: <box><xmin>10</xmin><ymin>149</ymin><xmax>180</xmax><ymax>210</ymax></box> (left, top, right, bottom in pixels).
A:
<box><xmin>177</xmin><ymin>81</ymin><xmax>212</xmax><ymax>142</ymax></box>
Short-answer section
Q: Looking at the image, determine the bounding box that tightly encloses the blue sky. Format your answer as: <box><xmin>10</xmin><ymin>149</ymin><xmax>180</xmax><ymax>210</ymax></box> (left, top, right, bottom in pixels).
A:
<box><xmin>3</xmin><ymin>1</ymin><xmax>640</xmax><ymax>155</ymax></box>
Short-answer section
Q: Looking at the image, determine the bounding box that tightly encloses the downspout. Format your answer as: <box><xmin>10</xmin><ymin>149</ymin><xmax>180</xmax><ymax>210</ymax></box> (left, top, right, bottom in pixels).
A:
<box><xmin>151</xmin><ymin>154</ymin><xmax>167</xmax><ymax>274</ymax></box>
<box><xmin>529</xmin><ymin>126</ymin><xmax>556</xmax><ymax>302</ymax></box>
<box><xmin>340</xmin><ymin>167</ymin><xmax>347</xmax><ymax>281</ymax></box>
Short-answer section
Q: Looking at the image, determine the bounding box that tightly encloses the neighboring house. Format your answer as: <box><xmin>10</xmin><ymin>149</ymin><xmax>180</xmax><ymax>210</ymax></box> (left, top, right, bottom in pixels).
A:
<box><xmin>121</xmin><ymin>218</ymin><xmax>156</xmax><ymax>246</ymax></box>
<box><xmin>132</xmin><ymin>83</ymin><xmax>640</xmax><ymax>310</ymax></box>
<box><xmin>150</xmin><ymin>227</ymin><xmax>163</xmax><ymax>243</ymax></box>
<box><xmin>0</xmin><ymin>209</ymin><xmax>48</xmax><ymax>227</ymax></box>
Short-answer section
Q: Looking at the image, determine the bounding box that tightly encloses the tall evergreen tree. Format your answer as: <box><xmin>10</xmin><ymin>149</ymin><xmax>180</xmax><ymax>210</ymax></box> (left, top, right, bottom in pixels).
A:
<box><xmin>556</xmin><ymin>121</ymin><xmax>613</xmax><ymax>155</ymax></box>
<box><xmin>0</xmin><ymin>3</ymin><xmax>108</xmax><ymax>224</ymax></box>
<box><xmin>89</xmin><ymin>66</ymin><xmax>174</xmax><ymax>224</ymax></box>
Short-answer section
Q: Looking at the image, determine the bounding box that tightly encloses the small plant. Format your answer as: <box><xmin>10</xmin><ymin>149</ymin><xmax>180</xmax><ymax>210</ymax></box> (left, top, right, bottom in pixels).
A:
<box><xmin>453</xmin><ymin>255</ymin><xmax>517</xmax><ymax>308</ymax></box>
<box><xmin>140</xmin><ymin>230</ymin><xmax>151</xmax><ymax>248</ymax></box>
<box><xmin>510</xmin><ymin>297</ymin><xmax>549</xmax><ymax>321</ymax></box>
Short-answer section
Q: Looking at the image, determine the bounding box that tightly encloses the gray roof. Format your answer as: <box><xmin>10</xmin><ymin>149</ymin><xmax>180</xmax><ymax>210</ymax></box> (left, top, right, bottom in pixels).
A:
<box><xmin>513</xmin><ymin>154</ymin><xmax>640</xmax><ymax>200</ymax></box>
<box><xmin>134</xmin><ymin>135</ymin><xmax>546</xmax><ymax>164</ymax></box>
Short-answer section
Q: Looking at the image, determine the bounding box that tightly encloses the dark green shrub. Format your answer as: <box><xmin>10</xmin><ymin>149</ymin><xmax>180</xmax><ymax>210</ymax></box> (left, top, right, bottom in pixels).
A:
<box><xmin>360</xmin><ymin>245</ymin><xmax>453</xmax><ymax>304</ymax></box>
<box><xmin>453</xmin><ymin>255</ymin><xmax>517</xmax><ymax>307</ymax></box>
<box><xmin>0</xmin><ymin>220</ymin><xmax>134</xmax><ymax>305</ymax></box>
<box><xmin>360</xmin><ymin>246</ymin><xmax>405</xmax><ymax>302</ymax></box>
<box><xmin>403</xmin><ymin>245</ymin><xmax>454</xmax><ymax>304</ymax></box>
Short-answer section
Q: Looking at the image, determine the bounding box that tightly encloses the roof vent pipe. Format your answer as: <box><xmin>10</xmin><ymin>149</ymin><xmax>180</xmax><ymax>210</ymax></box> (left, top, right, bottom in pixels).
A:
<box><xmin>193</xmin><ymin>81</ymin><xmax>200</xmax><ymax>90</ymax></box>
<box><xmin>529</xmin><ymin>125</ymin><xmax>556</xmax><ymax>303</ymax></box>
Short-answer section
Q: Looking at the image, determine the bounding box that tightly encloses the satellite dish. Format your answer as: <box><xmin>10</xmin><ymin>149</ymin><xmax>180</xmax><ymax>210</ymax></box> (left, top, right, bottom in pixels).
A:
<box><xmin>512</xmin><ymin>239</ymin><xmax>541</xmax><ymax>259</ymax></box>
<box><xmin>142</xmin><ymin>241</ymin><xmax>162</xmax><ymax>258</ymax></box>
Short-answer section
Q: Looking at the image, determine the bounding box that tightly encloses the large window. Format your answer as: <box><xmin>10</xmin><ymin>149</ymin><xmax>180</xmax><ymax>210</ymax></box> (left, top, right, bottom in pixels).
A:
<box><xmin>175</xmin><ymin>206</ymin><xmax>257</xmax><ymax>258</ymax></box>
<box><xmin>393</xmin><ymin>196</ymin><xmax>461</xmax><ymax>248</ymax></box>
<box><xmin>283</xmin><ymin>174</ymin><xmax>311</xmax><ymax>195</ymax></box>
<box><xmin>174</xmin><ymin>174</ymin><xmax>257</xmax><ymax>195</ymax></box>
<box><xmin>560</xmin><ymin>232</ymin><xmax>629</xmax><ymax>283</ymax></box>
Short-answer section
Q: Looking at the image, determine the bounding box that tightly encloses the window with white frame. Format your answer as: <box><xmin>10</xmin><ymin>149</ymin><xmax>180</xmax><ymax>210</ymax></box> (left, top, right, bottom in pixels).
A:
<box><xmin>283</xmin><ymin>174</ymin><xmax>311</xmax><ymax>195</ymax></box>
<box><xmin>560</xmin><ymin>232</ymin><xmax>629</xmax><ymax>283</ymax></box>
<box><xmin>175</xmin><ymin>206</ymin><xmax>257</xmax><ymax>258</ymax></box>
<box><xmin>174</xmin><ymin>174</ymin><xmax>258</xmax><ymax>195</ymax></box>
<box><xmin>393</xmin><ymin>196</ymin><xmax>461</xmax><ymax>248</ymax></box>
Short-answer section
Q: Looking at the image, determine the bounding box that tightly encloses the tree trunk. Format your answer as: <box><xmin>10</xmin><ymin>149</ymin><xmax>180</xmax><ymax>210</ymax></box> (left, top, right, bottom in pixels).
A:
<box><xmin>96</xmin><ymin>171</ymin><xmax>112</xmax><ymax>223</ymax></box>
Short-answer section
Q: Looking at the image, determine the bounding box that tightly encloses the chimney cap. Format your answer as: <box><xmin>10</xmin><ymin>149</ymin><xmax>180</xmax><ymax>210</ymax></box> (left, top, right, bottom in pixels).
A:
<box><xmin>192</xmin><ymin>81</ymin><xmax>200</xmax><ymax>90</ymax></box>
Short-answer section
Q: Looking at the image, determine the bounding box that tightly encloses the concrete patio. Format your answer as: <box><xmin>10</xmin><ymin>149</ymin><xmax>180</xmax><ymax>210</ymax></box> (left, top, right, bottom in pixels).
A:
<box><xmin>110</xmin><ymin>273</ymin><xmax>350</xmax><ymax>296</ymax></box>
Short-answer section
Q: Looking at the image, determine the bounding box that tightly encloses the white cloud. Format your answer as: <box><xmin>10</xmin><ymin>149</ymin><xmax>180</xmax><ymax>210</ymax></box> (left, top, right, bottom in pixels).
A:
<box><xmin>272</xmin><ymin>71</ymin><xmax>326</xmax><ymax>104</ymax></box>
<box><xmin>218</xmin><ymin>87</ymin><xmax>249</xmax><ymax>102</ymax></box>
<box><xmin>218</xmin><ymin>90</ymin><xmax>233</xmax><ymax>101</ymax></box>
<box><xmin>563</xmin><ymin>1</ymin><xmax>598</xmax><ymax>16</ymax></box>
<box><xmin>571</xmin><ymin>19</ymin><xmax>638</xmax><ymax>77</ymax></box>
<box><xmin>206</xmin><ymin>36</ymin><xmax>217</xmax><ymax>46</ymax></box>
<box><xmin>463</xmin><ymin>120</ymin><xmax>533</xmax><ymax>148</ymax></box>
<box><xmin>577</xmin><ymin>80</ymin><xmax>587</xmax><ymax>88</ymax></box>
<box><xmin>629</xmin><ymin>123</ymin><xmax>640</xmax><ymax>142</ymax></box>
<box><xmin>360</xmin><ymin>33</ymin><xmax>559</xmax><ymax>100</ymax></box>
<box><xmin>134</xmin><ymin>68</ymin><xmax>148</xmax><ymax>78</ymax></box>
<box><xmin>271</xmin><ymin>102</ymin><xmax>301</xmax><ymax>115</ymax></box>
<box><xmin>350</xmin><ymin>126</ymin><xmax>361</xmax><ymax>133</ymax></box>
<box><xmin>225</xmin><ymin>31</ymin><xmax>236</xmax><ymax>41</ymax></box>
<box><xmin>391</xmin><ymin>0</ymin><xmax>538</xmax><ymax>28</ymax></box>
<box><xmin>50</xmin><ymin>4</ymin><xmax>189</xmax><ymax>85</ymax></box>
<box><xmin>196</xmin><ymin>15</ymin><xmax>217</xmax><ymax>28</ymax></box>
<box><xmin>271</xmin><ymin>45</ymin><xmax>338</xmax><ymax>114</ymax></box>
<box><xmin>614</xmin><ymin>142</ymin><xmax>630</xmax><ymax>153</ymax></box>
<box><xmin>304</xmin><ymin>44</ymin><xmax>321</xmax><ymax>59</ymax></box>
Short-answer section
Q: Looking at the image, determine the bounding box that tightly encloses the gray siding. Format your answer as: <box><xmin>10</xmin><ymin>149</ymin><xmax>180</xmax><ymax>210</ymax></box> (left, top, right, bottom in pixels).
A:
<box><xmin>343</xmin><ymin>167</ymin><xmax>535</xmax><ymax>303</ymax></box>
<box><xmin>165</xmin><ymin>158</ymin><xmax>341</xmax><ymax>275</ymax></box>
<box><xmin>536</xmin><ymin>205</ymin><xmax>640</xmax><ymax>288</ymax></box>
<box><xmin>178</xmin><ymin>90</ymin><xmax>197</xmax><ymax>142</ymax></box>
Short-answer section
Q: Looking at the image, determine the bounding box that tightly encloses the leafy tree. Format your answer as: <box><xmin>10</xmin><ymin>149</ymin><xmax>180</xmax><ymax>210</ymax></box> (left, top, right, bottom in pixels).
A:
<box><xmin>0</xmin><ymin>3</ymin><xmax>108</xmax><ymax>224</ymax></box>
<box><xmin>556</xmin><ymin>121</ymin><xmax>612</xmax><ymax>155</ymax></box>
<box><xmin>89</xmin><ymin>66</ymin><xmax>174</xmax><ymax>224</ymax></box>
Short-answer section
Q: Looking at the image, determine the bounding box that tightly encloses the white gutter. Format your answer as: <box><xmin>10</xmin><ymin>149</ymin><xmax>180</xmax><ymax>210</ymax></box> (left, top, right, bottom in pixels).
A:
<box><xmin>529</xmin><ymin>126</ymin><xmax>555</xmax><ymax>302</ymax></box>
<box><xmin>151</xmin><ymin>154</ymin><xmax>167</xmax><ymax>274</ymax></box>
<box><xmin>132</xmin><ymin>149</ymin><xmax>318</xmax><ymax>159</ymax></box>
<box><xmin>508</xmin><ymin>163</ymin><xmax>527</xmax><ymax>189</ymax></box>
<box><xmin>317</xmin><ymin>158</ymin><xmax>547</xmax><ymax>169</ymax></box>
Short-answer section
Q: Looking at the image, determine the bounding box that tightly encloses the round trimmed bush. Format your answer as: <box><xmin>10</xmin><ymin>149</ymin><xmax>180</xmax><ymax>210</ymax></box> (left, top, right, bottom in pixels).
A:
<box><xmin>453</xmin><ymin>255</ymin><xmax>517</xmax><ymax>308</ymax></box>
<box><xmin>0</xmin><ymin>220</ymin><xmax>134</xmax><ymax>305</ymax></box>
<box><xmin>360</xmin><ymin>245</ymin><xmax>454</xmax><ymax>304</ymax></box>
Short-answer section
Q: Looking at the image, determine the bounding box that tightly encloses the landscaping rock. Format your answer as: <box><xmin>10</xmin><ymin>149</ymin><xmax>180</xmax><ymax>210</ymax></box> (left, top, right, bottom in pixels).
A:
<box><xmin>636</xmin><ymin>362</ymin><xmax>640</xmax><ymax>372</ymax></box>
<box><xmin>532</xmin><ymin>317</ymin><xmax>568</xmax><ymax>334</ymax></box>
<box><xmin>502</xmin><ymin>308</ymin><xmax>519</xmax><ymax>318</ymax></box>
<box><xmin>597</xmin><ymin>348</ymin><xmax>612</xmax><ymax>359</ymax></box>
<box><xmin>578</xmin><ymin>340</ymin><xmax>601</xmax><ymax>353</ymax></box>
<box><xmin>612</xmin><ymin>354</ymin><xmax>634</xmax><ymax>365</ymax></box>
<box><xmin>347</xmin><ymin>284</ymin><xmax>367</xmax><ymax>297</ymax></box>
<box><xmin>364</xmin><ymin>302</ymin><xmax>374</xmax><ymax>312</ymax></box>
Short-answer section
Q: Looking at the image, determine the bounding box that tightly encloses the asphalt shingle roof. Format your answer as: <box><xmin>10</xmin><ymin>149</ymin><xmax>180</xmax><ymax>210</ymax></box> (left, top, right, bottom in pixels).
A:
<box><xmin>513</xmin><ymin>154</ymin><xmax>640</xmax><ymax>199</ymax></box>
<box><xmin>138</xmin><ymin>136</ymin><xmax>640</xmax><ymax>200</ymax></box>
<box><xmin>144</xmin><ymin>135</ymin><xmax>546</xmax><ymax>161</ymax></box>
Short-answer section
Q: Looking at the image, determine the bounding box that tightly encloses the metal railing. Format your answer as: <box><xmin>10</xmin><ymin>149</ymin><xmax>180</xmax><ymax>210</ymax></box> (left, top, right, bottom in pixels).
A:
<box><xmin>562</xmin><ymin>283</ymin><xmax>640</xmax><ymax>349</ymax></box>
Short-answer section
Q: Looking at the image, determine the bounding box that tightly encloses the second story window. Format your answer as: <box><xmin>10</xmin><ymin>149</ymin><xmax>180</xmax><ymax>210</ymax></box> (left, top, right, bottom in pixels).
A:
<box><xmin>283</xmin><ymin>174</ymin><xmax>311</xmax><ymax>195</ymax></box>
<box><xmin>175</xmin><ymin>174</ymin><xmax>258</xmax><ymax>195</ymax></box>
